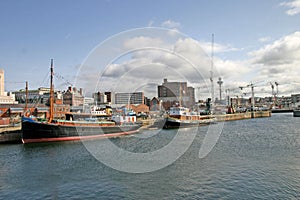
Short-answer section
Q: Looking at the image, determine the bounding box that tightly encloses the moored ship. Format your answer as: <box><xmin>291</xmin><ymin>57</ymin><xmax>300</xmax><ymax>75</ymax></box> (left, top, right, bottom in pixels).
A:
<box><xmin>163</xmin><ymin>106</ymin><xmax>216</xmax><ymax>129</ymax></box>
<box><xmin>21</xmin><ymin>60</ymin><xmax>141</xmax><ymax>143</ymax></box>
<box><xmin>22</xmin><ymin>116</ymin><xmax>141</xmax><ymax>143</ymax></box>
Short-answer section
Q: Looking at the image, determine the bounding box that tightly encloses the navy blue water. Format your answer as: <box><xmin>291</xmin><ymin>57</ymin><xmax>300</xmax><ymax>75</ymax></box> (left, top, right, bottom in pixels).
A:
<box><xmin>1</xmin><ymin>113</ymin><xmax>299</xmax><ymax>199</ymax></box>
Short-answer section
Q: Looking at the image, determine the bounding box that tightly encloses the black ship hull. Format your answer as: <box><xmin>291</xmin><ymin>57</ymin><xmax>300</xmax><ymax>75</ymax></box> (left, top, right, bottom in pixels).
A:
<box><xmin>163</xmin><ymin>117</ymin><xmax>216</xmax><ymax>129</ymax></box>
<box><xmin>22</xmin><ymin>118</ymin><xmax>141</xmax><ymax>143</ymax></box>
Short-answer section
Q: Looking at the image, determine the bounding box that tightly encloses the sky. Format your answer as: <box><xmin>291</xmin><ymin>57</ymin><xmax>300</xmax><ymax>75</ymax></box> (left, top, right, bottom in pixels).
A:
<box><xmin>1</xmin><ymin>0</ymin><xmax>300</xmax><ymax>100</ymax></box>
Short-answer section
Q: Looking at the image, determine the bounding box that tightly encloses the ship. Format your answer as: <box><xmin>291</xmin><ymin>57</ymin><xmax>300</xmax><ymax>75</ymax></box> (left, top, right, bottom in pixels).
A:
<box><xmin>163</xmin><ymin>106</ymin><xmax>216</xmax><ymax>129</ymax></box>
<box><xmin>21</xmin><ymin>60</ymin><xmax>141</xmax><ymax>143</ymax></box>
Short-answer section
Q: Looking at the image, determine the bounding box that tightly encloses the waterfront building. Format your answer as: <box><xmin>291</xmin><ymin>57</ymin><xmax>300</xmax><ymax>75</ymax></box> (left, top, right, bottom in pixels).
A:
<box><xmin>291</xmin><ymin>94</ymin><xmax>300</xmax><ymax>103</ymax></box>
<box><xmin>105</xmin><ymin>92</ymin><xmax>114</xmax><ymax>104</ymax></box>
<box><xmin>53</xmin><ymin>104</ymin><xmax>70</xmax><ymax>119</ymax></box>
<box><xmin>158</xmin><ymin>78</ymin><xmax>195</xmax><ymax>109</ymax></box>
<box><xmin>150</xmin><ymin>97</ymin><xmax>161</xmax><ymax>111</ymax></box>
<box><xmin>120</xmin><ymin>104</ymin><xmax>149</xmax><ymax>116</ymax></box>
<box><xmin>0</xmin><ymin>69</ymin><xmax>18</xmax><ymax>104</ymax></box>
<box><xmin>0</xmin><ymin>92</ymin><xmax>18</xmax><ymax>104</ymax></box>
<box><xmin>144</xmin><ymin>97</ymin><xmax>151</xmax><ymax>107</ymax></box>
<box><xmin>13</xmin><ymin>87</ymin><xmax>63</xmax><ymax>105</ymax></box>
<box><xmin>83</xmin><ymin>97</ymin><xmax>94</xmax><ymax>105</ymax></box>
<box><xmin>93</xmin><ymin>92</ymin><xmax>107</xmax><ymax>104</ymax></box>
<box><xmin>92</xmin><ymin>91</ymin><xmax>115</xmax><ymax>105</ymax></box>
<box><xmin>115</xmin><ymin>92</ymin><xmax>144</xmax><ymax>105</ymax></box>
<box><xmin>62</xmin><ymin>86</ymin><xmax>84</xmax><ymax>106</ymax></box>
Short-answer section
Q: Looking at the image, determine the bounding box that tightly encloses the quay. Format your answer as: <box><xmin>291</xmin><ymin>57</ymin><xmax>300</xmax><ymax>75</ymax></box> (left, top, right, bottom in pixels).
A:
<box><xmin>0</xmin><ymin>125</ymin><xmax>22</xmax><ymax>143</ymax></box>
<box><xmin>214</xmin><ymin>110</ymin><xmax>271</xmax><ymax>121</ymax></box>
<box><xmin>271</xmin><ymin>109</ymin><xmax>293</xmax><ymax>113</ymax></box>
<box><xmin>140</xmin><ymin>110</ymin><xmax>272</xmax><ymax>130</ymax></box>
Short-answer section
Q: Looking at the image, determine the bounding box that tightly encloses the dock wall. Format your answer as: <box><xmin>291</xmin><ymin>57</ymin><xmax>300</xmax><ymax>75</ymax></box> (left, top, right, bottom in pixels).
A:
<box><xmin>0</xmin><ymin>126</ymin><xmax>22</xmax><ymax>143</ymax></box>
<box><xmin>215</xmin><ymin>111</ymin><xmax>271</xmax><ymax>121</ymax></box>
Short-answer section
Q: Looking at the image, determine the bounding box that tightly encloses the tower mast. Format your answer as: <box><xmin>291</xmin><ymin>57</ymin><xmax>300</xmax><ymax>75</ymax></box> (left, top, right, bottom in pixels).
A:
<box><xmin>48</xmin><ymin>59</ymin><xmax>54</xmax><ymax>123</ymax></box>
<box><xmin>210</xmin><ymin>34</ymin><xmax>214</xmax><ymax>113</ymax></box>
<box><xmin>25</xmin><ymin>81</ymin><xmax>28</xmax><ymax>114</ymax></box>
<box><xmin>217</xmin><ymin>77</ymin><xmax>223</xmax><ymax>100</ymax></box>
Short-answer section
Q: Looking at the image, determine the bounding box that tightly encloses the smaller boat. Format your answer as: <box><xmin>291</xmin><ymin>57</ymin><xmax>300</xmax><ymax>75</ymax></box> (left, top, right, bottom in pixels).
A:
<box><xmin>163</xmin><ymin>106</ymin><xmax>216</xmax><ymax>129</ymax></box>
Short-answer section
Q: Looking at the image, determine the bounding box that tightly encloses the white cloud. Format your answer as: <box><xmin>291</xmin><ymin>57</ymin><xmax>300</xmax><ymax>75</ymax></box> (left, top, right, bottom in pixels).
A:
<box><xmin>161</xmin><ymin>20</ymin><xmax>181</xmax><ymax>29</ymax></box>
<box><xmin>280</xmin><ymin>0</ymin><xmax>300</xmax><ymax>16</ymax></box>
<box><xmin>147</xmin><ymin>20</ymin><xmax>154</xmax><ymax>27</ymax></box>
<box><xmin>199</xmin><ymin>41</ymin><xmax>242</xmax><ymax>54</ymax></box>
<box><xmin>258</xmin><ymin>36</ymin><xmax>272</xmax><ymax>43</ymax></box>
<box><xmin>249</xmin><ymin>31</ymin><xmax>300</xmax><ymax>66</ymax></box>
<box><xmin>247</xmin><ymin>31</ymin><xmax>300</xmax><ymax>95</ymax></box>
<box><xmin>214</xmin><ymin>59</ymin><xmax>251</xmax><ymax>81</ymax></box>
<box><xmin>77</xmin><ymin>28</ymin><xmax>300</xmax><ymax>99</ymax></box>
<box><xmin>96</xmin><ymin>36</ymin><xmax>253</xmax><ymax>98</ymax></box>
<box><xmin>122</xmin><ymin>36</ymin><xmax>165</xmax><ymax>50</ymax></box>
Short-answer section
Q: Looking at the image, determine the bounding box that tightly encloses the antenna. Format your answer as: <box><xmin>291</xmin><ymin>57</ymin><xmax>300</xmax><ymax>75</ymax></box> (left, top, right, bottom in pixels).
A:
<box><xmin>210</xmin><ymin>34</ymin><xmax>214</xmax><ymax>112</ymax></box>
<box><xmin>250</xmin><ymin>82</ymin><xmax>255</xmax><ymax>118</ymax></box>
<box><xmin>217</xmin><ymin>77</ymin><xmax>223</xmax><ymax>100</ymax></box>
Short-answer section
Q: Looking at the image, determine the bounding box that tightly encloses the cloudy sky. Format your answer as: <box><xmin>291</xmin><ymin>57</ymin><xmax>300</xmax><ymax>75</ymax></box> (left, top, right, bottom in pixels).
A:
<box><xmin>1</xmin><ymin>0</ymin><xmax>300</xmax><ymax>100</ymax></box>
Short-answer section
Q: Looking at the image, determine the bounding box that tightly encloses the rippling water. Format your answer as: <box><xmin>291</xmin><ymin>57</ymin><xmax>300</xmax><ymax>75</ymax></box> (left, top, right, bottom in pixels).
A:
<box><xmin>1</xmin><ymin>113</ymin><xmax>299</xmax><ymax>199</ymax></box>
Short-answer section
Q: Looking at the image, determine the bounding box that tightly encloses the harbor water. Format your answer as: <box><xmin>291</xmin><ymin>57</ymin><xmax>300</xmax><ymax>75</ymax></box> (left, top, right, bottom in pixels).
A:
<box><xmin>1</xmin><ymin>113</ymin><xmax>299</xmax><ymax>199</ymax></box>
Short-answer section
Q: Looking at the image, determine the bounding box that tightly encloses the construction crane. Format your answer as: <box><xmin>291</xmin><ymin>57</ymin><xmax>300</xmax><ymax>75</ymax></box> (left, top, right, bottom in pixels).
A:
<box><xmin>275</xmin><ymin>82</ymin><xmax>279</xmax><ymax>95</ymax></box>
<box><xmin>225</xmin><ymin>87</ymin><xmax>242</xmax><ymax>106</ymax></box>
<box><xmin>269</xmin><ymin>82</ymin><xmax>275</xmax><ymax>95</ymax></box>
<box><xmin>239</xmin><ymin>80</ymin><xmax>265</xmax><ymax>117</ymax></box>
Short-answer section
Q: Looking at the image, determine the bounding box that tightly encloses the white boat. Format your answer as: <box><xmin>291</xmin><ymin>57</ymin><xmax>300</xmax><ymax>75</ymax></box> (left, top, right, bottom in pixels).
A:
<box><xmin>163</xmin><ymin>106</ymin><xmax>216</xmax><ymax>129</ymax></box>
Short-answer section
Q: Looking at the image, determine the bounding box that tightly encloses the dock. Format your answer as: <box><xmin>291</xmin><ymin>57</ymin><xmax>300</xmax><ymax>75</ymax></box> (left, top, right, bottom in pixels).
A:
<box><xmin>215</xmin><ymin>110</ymin><xmax>271</xmax><ymax>121</ymax></box>
<box><xmin>0</xmin><ymin>125</ymin><xmax>22</xmax><ymax>143</ymax></box>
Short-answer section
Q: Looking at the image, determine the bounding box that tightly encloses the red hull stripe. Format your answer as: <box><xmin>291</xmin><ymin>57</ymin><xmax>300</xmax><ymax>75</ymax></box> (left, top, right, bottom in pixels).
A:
<box><xmin>22</xmin><ymin>130</ymin><xmax>139</xmax><ymax>144</ymax></box>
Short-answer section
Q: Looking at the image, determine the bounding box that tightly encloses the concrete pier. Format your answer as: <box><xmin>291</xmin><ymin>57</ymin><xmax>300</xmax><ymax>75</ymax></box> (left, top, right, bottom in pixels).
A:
<box><xmin>215</xmin><ymin>111</ymin><xmax>271</xmax><ymax>122</ymax></box>
<box><xmin>0</xmin><ymin>126</ymin><xmax>22</xmax><ymax>143</ymax></box>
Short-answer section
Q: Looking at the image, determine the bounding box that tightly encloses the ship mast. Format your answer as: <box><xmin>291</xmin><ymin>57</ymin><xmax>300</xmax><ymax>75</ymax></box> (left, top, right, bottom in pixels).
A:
<box><xmin>48</xmin><ymin>59</ymin><xmax>54</xmax><ymax>123</ymax></box>
<box><xmin>24</xmin><ymin>81</ymin><xmax>28</xmax><ymax>115</ymax></box>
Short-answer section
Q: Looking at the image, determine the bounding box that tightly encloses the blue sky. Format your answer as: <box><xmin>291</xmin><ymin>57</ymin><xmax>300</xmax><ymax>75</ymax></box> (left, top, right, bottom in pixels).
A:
<box><xmin>1</xmin><ymin>0</ymin><xmax>300</xmax><ymax>99</ymax></box>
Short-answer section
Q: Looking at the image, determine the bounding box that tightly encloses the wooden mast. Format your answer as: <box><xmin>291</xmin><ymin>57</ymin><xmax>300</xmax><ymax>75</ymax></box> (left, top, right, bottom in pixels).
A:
<box><xmin>24</xmin><ymin>81</ymin><xmax>28</xmax><ymax>115</ymax></box>
<box><xmin>48</xmin><ymin>59</ymin><xmax>54</xmax><ymax>123</ymax></box>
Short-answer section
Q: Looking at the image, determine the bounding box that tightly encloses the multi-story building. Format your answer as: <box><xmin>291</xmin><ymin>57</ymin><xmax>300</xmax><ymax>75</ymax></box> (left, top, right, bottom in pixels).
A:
<box><xmin>0</xmin><ymin>69</ymin><xmax>5</xmax><ymax>96</ymax></box>
<box><xmin>13</xmin><ymin>87</ymin><xmax>63</xmax><ymax>105</ymax></box>
<box><xmin>62</xmin><ymin>86</ymin><xmax>84</xmax><ymax>106</ymax></box>
<box><xmin>93</xmin><ymin>92</ymin><xmax>108</xmax><ymax>104</ymax></box>
<box><xmin>105</xmin><ymin>92</ymin><xmax>114</xmax><ymax>104</ymax></box>
<box><xmin>158</xmin><ymin>78</ymin><xmax>195</xmax><ymax>109</ymax></box>
<box><xmin>0</xmin><ymin>69</ymin><xmax>18</xmax><ymax>104</ymax></box>
<box><xmin>291</xmin><ymin>94</ymin><xmax>300</xmax><ymax>104</ymax></box>
<box><xmin>92</xmin><ymin>91</ymin><xmax>115</xmax><ymax>105</ymax></box>
<box><xmin>150</xmin><ymin>97</ymin><xmax>161</xmax><ymax>111</ymax></box>
<box><xmin>115</xmin><ymin>92</ymin><xmax>144</xmax><ymax>105</ymax></box>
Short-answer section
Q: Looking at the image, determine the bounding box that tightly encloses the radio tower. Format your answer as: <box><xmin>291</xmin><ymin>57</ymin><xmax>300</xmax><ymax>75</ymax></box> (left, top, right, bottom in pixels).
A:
<box><xmin>210</xmin><ymin>34</ymin><xmax>214</xmax><ymax>112</ymax></box>
<box><xmin>217</xmin><ymin>77</ymin><xmax>223</xmax><ymax>100</ymax></box>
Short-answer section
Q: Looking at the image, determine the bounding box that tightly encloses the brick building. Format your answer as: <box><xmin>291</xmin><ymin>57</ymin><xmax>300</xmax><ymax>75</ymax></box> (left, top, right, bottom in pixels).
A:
<box><xmin>63</xmin><ymin>87</ymin><xmax>84</xmax><ymax>106</ymax></box>
<box><xmin>158</xmin><ymin>78</ymin><xmax>195</xmax><ymax>109</ymax></box>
